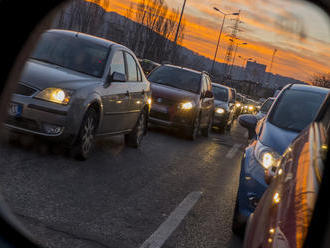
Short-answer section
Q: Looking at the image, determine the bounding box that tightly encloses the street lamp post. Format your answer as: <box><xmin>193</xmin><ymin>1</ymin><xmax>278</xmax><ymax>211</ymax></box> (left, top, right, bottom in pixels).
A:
<box><xmin>210</xmin><ymin>8</ymin><xmax>239</xmax><ymax>75</ymax></box>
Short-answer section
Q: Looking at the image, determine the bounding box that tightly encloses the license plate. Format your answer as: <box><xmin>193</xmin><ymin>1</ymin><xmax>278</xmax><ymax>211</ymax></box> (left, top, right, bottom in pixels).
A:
<box><xmin>8</xmin><ymin>103</ymin><xmax>22</xmax><ymax>117</ymax></box>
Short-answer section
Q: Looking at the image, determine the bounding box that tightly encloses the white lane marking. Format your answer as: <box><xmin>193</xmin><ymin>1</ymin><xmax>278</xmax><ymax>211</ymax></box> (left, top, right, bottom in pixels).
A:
<box><xmin>139</xmin><ymin>191</ymin><xmax>203</xmax><ymax>248</ymax></box>
<box><xmin>226</xmin><ymin>143</ymin><xmax>242</xmax><ymax>159</ymax></box>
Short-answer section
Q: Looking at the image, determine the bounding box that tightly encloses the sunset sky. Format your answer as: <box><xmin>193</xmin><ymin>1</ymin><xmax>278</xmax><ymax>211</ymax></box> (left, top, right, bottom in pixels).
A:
<box><xmin>89</xmin><ymin>0</ymin><xmax>330</xmax><ymax>82</ymax></box>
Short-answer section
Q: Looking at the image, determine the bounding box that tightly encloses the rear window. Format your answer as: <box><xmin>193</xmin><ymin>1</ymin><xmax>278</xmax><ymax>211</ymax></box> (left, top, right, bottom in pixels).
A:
<box><xmin>148</xmin><ymin>66</ymin><xmax>201</xmax><ymax>93</ymax></box>
<box><xmin>269</xmin><ymin>89</ymin><xmax>326</xmax><ymax>132</ymax></box>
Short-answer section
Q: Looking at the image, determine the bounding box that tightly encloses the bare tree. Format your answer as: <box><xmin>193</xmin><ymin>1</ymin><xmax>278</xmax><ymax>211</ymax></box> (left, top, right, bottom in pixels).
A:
<box><xmin>311</xmin><ymin>72</ymin><xmax>330</xmax><ymax>88</ymax></box>
<box><xmin>125</xmin><ymin>0</ymin><xmax>185</xmax><ymax>61</ymax></box>
<box><xmin>53</xmin><ymin>0</ymin><xmax>109</xmax><ymax>36</ymax></box>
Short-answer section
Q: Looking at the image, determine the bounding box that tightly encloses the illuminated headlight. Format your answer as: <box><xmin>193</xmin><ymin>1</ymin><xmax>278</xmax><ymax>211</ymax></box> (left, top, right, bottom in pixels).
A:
<box><xmin>215</xmin><ymin>107</ymin><xmax>225</xmax><ymax>114</ymax></box>
<box><xmin>178</xmin><ymin>101</ymin><xmax>194</xmax><ymax>110</ymax></box>
<box><xmin>244</xmin><ymin>105</ymin><xmax>248</xmax><ymax>109</ymax></box>
<box><xmin>254</xmin><ymin>141</ymin><xmax>281</xmax><ymax>169</ymax></box>
<box><xmin>147</xmin><ymin>97</ymin><xmax>152</xmax><ymax>105</ymax></box>
<box><xmin>235</xmin><ymin>103</ymin><xmax>241</xmax><ymax>107</ymax></box>
<box><xmin>35</xmin><ymin>88</ymin><xmax>72</xmax><ymax>105</ymax></box>
<box><xmin>248</xmin><ymin>105</ymin><xmax>254</xmax><ymax>111</ymax></box>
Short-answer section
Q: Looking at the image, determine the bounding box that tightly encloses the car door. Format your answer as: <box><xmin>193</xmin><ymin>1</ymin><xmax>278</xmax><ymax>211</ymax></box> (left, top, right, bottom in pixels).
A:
<box><xmin>123</xmin><ymin>52</ymin><xmax>148</xmax><ymax>130</ymax></box>
<box><xmin>100</xmin><ymin>50</ymin><xmax>131</xmax><ymax>134</ymax></box>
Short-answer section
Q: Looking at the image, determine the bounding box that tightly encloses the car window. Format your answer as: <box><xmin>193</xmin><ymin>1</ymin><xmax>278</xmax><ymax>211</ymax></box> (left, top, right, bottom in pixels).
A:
<box><xmin>213</xmin><ymin>87</ymin><xmax>228</xmax><ymax>102</ymax></box>
<box><xmin>110</xmin><ymin>51</ymin><xmax>126</xmax><ymax>77</ymax></box>
<box><xmin>260</xmin><ymin>98</ymin><xmax>274</xmax><ymax>113</ymax></box>
<box><xmin>148</xmin><ymin>66</ymin><xmax>201</xmax><ymax>93</ymax></box>
<box><xmin>269</xmin><ymin>89</ymin><xmax>327</xmax><ymax>132</ymax></box>
<box><xmin>125</xmin><ymin>52</ymin><xmax>138</xmax><ymax>82</ymax></box>
<box><xmin>30</xmin><ymin>32</ymin><xmax>109</xmax><ymax>78</ymax></box>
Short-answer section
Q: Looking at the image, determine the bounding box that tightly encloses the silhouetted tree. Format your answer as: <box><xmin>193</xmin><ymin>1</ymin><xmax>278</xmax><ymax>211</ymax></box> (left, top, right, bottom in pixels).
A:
<box><xmin>311</xmin><ymin>72</ymin><xmax>330</xmax><ymax>88</ymax></box>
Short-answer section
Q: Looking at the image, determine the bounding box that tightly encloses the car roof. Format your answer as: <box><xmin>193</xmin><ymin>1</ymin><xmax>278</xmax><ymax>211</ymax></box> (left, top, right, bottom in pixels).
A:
<box><xmin>46</xmin><ymin>29</ymin><xmax>127</xmax><ymax>50</ymax></box>
<box><xmin>289</xmin><ymin>84</ymin><xmax>330</xmax><ymax>94</ymax></box>
<box><xmin>160</xmin><ymin>64</ymin><xmax>202</xmax><ymax>75</ymax></box>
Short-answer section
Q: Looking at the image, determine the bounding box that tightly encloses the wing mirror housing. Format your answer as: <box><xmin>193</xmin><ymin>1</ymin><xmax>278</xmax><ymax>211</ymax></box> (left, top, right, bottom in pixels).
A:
<box><xmin>264</xmin><ymin>167</ymin><xmax>277</xmax><ymax>185</ymax></box>
<box><xmin>105</xmin><ymin>72</ymin><xmax>127</xmax><ymax>87</ymax></box>
<box><xmin>238</xmin><ymin>114</ymin><xmax>257</xmax><ymax>139</ymax></box>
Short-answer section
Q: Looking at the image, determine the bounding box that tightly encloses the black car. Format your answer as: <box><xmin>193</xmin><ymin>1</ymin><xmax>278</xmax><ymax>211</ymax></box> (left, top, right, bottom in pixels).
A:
<box><xmin>212</xmin><ymin>83</ymin><xmax>236</xmax><ymax>131</ymax></box>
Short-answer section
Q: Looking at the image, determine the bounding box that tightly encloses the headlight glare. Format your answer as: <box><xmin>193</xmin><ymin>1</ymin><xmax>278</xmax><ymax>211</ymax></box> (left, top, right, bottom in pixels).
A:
<box><xmin>179</xmin><ymin>101</ymin><xmax>193</xmax><ymax>110</ymax></box>
<box><xmin>215</xmin><ymin>107</ymin><xmax>225</xmax><ymax>114</ymax></box>
<box><xmin>236</xmin><ymin>103</ymin><xmax>241</xmax><ymax>107</ymax></box>
<box><xmin>254</xmin><ymin>141</ymin><xmax>281</xmax><ymax>169</ymax></box>
<box><xmin>36</xmin><ymin>88</ymin><xmax>72</xmax><ymax>105</ymax></box>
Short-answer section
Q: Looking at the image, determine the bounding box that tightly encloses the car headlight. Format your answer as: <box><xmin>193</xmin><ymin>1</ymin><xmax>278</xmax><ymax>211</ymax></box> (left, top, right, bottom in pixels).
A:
<box><xmin>178</xmin><ymin>101</ymin><xmax>194</xmax><ymax>110</ymax></box>
<box><xmin>215</xmin><ymin>107</ymin><xmax>225</xmax><ymax>114</ymax></box>
<box><xmin>235</xmin><ymin>103</ymin><xmax>241</xmax><ymax>107</ymax></box>
<box><xmin>248</xmin><ymin>105</ymin><xmax>254</xmax><ymax>111</ymax></box>
<box><xmin>147</xmin><ymin>97</ymin><xmax>152</xmax><ymax>105</ymax></box>
<box><xmin>254</xmin><ymin>141</ymin><xmax>281</xmax><ymax>169</ymax></box>
<box><xmin>35</xmin><ymin>88</ymin><xmax>72</xmax><ymax>105</ymax></box>
<box><xmin>244</xmin><ymin>105</ymin><xmax>248</xmax><ymax>109</ymax></box>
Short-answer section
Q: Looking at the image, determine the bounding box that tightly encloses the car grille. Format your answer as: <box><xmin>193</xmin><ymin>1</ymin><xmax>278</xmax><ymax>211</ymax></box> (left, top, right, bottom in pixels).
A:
<box><xmin>152</xmin><ymin>96</ymin><xmax>177</xmax><ymax>107</ymax></box>
<box><xmin>150</xmin><ymin>109</ymin><xmax>170</xmax><ymax>121</ymax></box>
<box><xmin>6</xmin><ymin>116</ymin><xmax>41</xmax><ymax>132</ymax></box>
<box><xmin>14</xmin><ymin>83</ymin><xmax>37</xmax><ymax>96</ymax></box>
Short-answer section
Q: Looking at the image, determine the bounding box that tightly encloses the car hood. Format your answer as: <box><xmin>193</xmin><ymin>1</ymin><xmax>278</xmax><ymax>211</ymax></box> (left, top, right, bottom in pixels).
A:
<box><xmin>150</xmin><ymin>82</ymin><xmax>198</xmax><ymax>103</ymax></box>
<box><xmin>20</xmin><ymin>59</ymin><xmax>102</xmax><ymax>90</ymax></box>
<box><xmin>214</xmin><ymin>100</ymin><xmax>229</xmax><ymax>110</ymax></box>
<box><xmin>259</xmin><ymin>121</ymin><xmax>299</xmax><ymax>155</ymax></box>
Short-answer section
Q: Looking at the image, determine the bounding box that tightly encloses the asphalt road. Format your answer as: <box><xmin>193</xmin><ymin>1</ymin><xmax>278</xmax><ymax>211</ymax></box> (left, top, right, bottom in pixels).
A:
<box><xmin>0</xmin><ymin>120</ymin><xmax>247</xmax><ymax>248</ymax></box>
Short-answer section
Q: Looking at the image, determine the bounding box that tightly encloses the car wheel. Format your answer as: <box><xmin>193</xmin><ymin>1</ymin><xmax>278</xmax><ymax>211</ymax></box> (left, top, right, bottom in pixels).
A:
<box><xmin>186</xmin><ymin>114</ymin><xmax>200</xmax><ymax>140</ymax></box>
<box><xmin>125</xmin><ymin>109</ymin><xmax>147</xmax><ymax>148</ymax></box>
<box><xmin>201</xmin><ymin>116</ymin><xmax>212</xmax><ymax>137</ymax></box>
<box><xmin>74</xmin><ymin>108</ymin><xmax>98</xmax><ymax>160</ymax></box>
<box><xmin>232</xmin><ymin>195</ymin><xmax>246</xmax><ymax>237</ymax></box>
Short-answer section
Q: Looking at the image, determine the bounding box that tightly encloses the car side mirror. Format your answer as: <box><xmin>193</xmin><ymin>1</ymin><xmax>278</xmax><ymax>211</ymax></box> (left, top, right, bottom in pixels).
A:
<box><xmin>105</xmin><ymin>72</ymin><xmax>127</xmax><ymax>87</ymax></box>
<box><xmin>264</xmin><ymin>167</ymin><xmax>277</xmax><ymax>185</ymax></box>
<box><xmin>238</xmin><ymin>114</ymin><xmax>257</xmax><ymax>139</ymax></box>
<box><xmin>204</xmin><ymin>90</ymin><xmax>213</xmax><ymax>98</ymax></box>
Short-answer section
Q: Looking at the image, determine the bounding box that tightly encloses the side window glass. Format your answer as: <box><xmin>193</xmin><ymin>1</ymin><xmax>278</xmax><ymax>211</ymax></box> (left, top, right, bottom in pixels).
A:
<box><xmin>110</xmin><ymin>51</ymin><xmax>125</xmax><ymax>76</ymax></box>
<box><xmin>125</xmin><ymin>53</ymin><xmax>138</xmax><ymax>81</ymax></box>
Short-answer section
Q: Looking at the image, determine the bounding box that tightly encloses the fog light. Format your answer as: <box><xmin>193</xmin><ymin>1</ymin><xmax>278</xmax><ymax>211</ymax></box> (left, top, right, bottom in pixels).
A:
<box><xmin>43</xmin><ymin>123</ymin><xmax>63</xmax><ymax>135</ymax></box>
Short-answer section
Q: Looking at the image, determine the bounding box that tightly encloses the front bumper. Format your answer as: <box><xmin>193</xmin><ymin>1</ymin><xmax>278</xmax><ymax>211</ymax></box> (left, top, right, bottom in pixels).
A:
<box><xmin>4</xmin><ymin>94</ymin><xmax>76</xmax><ymax>142</ymax></box>
<box><xmin>149</xmin><ymin>103</ymin><xmax>195</xmax><ymax>128</ymax></box>
<box><xmin>213</xmin><ymin>112</ymin><xmax>229</xmax><ymax>127</ymax></box>
<box><xmin>237</xmin><ymin>144</ymin><xmax>268</xmax><ymax>220</ymax></box>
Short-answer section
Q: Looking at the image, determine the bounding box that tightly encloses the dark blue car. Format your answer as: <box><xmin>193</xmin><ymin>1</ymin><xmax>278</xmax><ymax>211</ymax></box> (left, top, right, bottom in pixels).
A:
<box><xmin>232</xmin><ymin>84</ymin><xmax>330</xmax><ymax>235</ymax></box>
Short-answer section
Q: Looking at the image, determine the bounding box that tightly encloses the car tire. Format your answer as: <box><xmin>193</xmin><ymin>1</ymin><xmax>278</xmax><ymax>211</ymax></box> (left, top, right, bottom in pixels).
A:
<box><xmin>74</xmin><ymin>107</ymin><xmax>98</xmax><ymax>161</ymax></box>
<box><xmin>186</xmin><ymin>114</ymin><xmax>200</xmax><ymax>140</ymax></box>
<box><xmin>201</xmin><ymin>115</ymin><xmax>212</xmax><ymax>137</ymax></box>
<box><xmin>232</xmin><ymin>196</ymin><xmax>246</xmax><ymax>237</ymax></box>
<box><xmin>125</xmin><ymin>109</ymin><xmax>147</xmax><ymax>148</ymax></box>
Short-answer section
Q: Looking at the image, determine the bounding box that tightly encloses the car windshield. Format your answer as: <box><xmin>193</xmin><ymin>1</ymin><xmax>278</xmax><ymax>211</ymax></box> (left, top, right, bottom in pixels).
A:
<box><xmin>269</xmin><ymin>89</ymin><xmax>326</xmax><ymax>132</ymax></box>
<box><xmin>260</xmin><ymin>98</ymin><xmax>274</xmax><ymax>113</ymax></box>
<box><xmin>213</xmin><ymin>87</ymin><xmax>228</xmax><ymax>102</ymax></box>
<box><xmin>30</xmin><ymin>32</ymin><xmax>109</xmax><ymax>78</ymax></box>
<box><xmin>148</xmin><ymin>66</ymin><xmax>201</xmax><ymax>93</ymax></box>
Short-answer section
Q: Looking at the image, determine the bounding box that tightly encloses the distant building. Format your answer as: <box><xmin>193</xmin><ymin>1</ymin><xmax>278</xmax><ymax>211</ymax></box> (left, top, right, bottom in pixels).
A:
<box><xmin>245</xmin><ymin>61</ymin><xmax>266</xmax><ymax>83</ymax></box>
